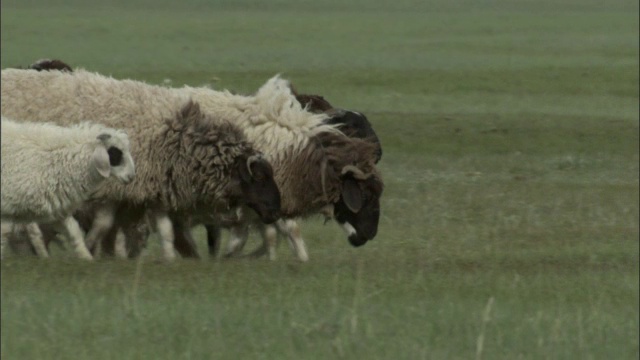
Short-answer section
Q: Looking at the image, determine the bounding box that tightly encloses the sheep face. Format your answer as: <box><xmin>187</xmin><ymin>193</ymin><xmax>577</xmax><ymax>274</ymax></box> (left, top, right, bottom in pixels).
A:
<box><xmin>325</xmin><ymin>110</ymin><xmax>382</xmax><ymax>163</ymax></box>
<box><xmin>333</xmin><ymin>167</ymin><xmax>384</xmax><ymax>247</ymax></box>
<box><xmin>233</xmin><ymin>154</ymin><xmax>281</xmax><ymax>224</ymax></box>
<box><xmin>94</xmin><ymin>131</ymin><xmax>136</xmax><ymax>184</ymax></box>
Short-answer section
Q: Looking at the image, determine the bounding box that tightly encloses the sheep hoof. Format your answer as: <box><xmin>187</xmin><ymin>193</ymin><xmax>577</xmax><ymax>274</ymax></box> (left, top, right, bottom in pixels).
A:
<box><xmin>77</xmin><ymin>252</ymin><xmax>94</xmax><ymax>261</ymax></box>
<box><xmin>247</xmin><ymin>249</ymin><xmax>267</xmax><ymax>259</ymax></box>
<box><xmin>223</xmin><ymin>249</ymin><xmax>243</xmax><ymax>259</ymax></box>
<box><xmin>163</xmin><ymin>252</ymin><xmax>177</xmax><ymax>261</ymax></box>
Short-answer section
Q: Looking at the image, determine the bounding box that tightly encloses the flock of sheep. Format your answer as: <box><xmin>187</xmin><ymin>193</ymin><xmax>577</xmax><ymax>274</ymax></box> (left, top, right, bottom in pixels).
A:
<box><xmin>0</xmin><ymin>59</ymin><xmax>384</xmax><ymax>262</ymax></box>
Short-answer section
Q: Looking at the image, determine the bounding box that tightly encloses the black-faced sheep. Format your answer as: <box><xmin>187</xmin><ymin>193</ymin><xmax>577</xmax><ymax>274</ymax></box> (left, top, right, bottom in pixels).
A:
<box><xmin>139</xmin><ymin>78</ymin><xmax>385</xmax><ymax>261</ymax></box>
<box><xmin>182</xmin><ymin>75</ymin><xmax>384</xmax><ymax>246</ymax></box>
<box><xmin>203</xmin><ymin>88</ymin><xmax>384</xmax><ymax>261</ymax></box>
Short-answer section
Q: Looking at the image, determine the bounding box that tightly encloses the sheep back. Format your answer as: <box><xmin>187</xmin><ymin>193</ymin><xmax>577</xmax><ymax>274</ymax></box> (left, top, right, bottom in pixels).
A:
<box><xmin>0</xmin><ymin>117</ymin><xmax>127</xmax><ymax>222</ymax></box>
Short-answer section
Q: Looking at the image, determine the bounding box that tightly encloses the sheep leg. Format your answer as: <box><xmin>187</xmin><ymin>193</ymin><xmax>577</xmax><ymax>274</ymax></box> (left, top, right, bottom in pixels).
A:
<box><xmin>84</xmin><ymin>203</ymin><xmax>116</xmax><ymax>254</ymax></box>
<box><xmin>26</xmin><ymin>223</ymin><xmax>50</xmax><ymax>258</ymax></box>
<box><xmin>153</xmin><ymin>211</ymin><xmax>177</xmax><ymax>261</ymax></box>
<box><xmin>277</xmin><ymin>219</ymin><xmax>309</xmax><ymax>262</ymax></box>
<box><xmin>6</xmin><ymin>226</ymin><xmax>31</xmax><ymax>256</ymax></box>
<box><xmin>171</xmin><ymin>217</ymin><xmax>200</xmax><ymax>259</ymax></box>
<box><xmin>100</xmin><ymin>225</ymin><xmax>120</xmax><ymax>258</ymax></box>
<box><xmin>40</xmin><ymin>224</ymin><xmax>63</xmax><ymax>252</ymax></box>
<box><xmin>124</xmin><ymin>223</ymin><xmax>148</xmax><ymax>259</ymax></box>
<box><xmin>114</xmin><ymin>229</ymin><xmax>128</xmax><ymax>258</ymax></box>
<box><xmin>254</xmin><ymin>224</ymin><xmax>278</xmax><ymax>260</ymax></box>
<box><xmin>224</xmin><ymin>223</ymin><xmax>249</xmax><ymax>258</ymax></box>
<box><xmin>1</xmin><ymin>221</ymin><xmax>14</xmax><ymax>259</ymax></box>
<box><xmin>205</xmin><ymin>224</ymin><xmax>222</xmax><ymax>257</ymax></box>
<box><xmin>4</xmin><ymin>223</ymin><xmax>55</xmax><ymax>257</ymax></box>
<box><xmin>57</xmin><ymin>216</ymin><xmax>93</xmax><ymax>260</ymax></box>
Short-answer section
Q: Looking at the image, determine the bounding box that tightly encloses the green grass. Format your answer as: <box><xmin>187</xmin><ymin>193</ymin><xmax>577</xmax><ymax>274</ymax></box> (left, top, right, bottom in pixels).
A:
<box><xmin>1</xmin><ymin>0</ymin><xmax>639</xmax><ymax>359</ymax></box>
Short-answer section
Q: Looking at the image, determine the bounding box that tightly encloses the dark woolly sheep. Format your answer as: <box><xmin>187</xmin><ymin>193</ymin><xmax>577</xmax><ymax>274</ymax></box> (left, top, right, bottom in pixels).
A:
<box><xmin>202</xmin><ymin>87</ymin><xmax>384</xmax><ymax>260</ymax></box>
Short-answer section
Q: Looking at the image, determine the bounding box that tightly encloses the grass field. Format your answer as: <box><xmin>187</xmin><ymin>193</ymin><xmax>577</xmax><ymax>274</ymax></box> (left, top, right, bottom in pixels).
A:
<box><xmin>1</xmin><ymin>0</ymin><xmax>639</xmax><ymax>359</ymax></box>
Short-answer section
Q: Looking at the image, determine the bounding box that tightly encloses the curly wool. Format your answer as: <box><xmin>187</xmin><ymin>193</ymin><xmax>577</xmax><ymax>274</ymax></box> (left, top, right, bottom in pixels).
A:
<box><xmin>134</xmin><ymin>101</ymin><xmax>257</xmax><ymax>210</ymax></box>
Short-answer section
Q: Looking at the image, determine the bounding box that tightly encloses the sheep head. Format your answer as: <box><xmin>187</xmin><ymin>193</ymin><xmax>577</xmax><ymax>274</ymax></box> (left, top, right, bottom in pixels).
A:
<box><xmin>292</xmin><ymin>88</ymin><xmax>382</xmax><ymax>163</ymax></box>
<box><xmin>233</xmin><ymin>152</ymin><xmax>281</xmax><ymax>225</ymax></box>
<box><xmin>333</xmin><ymin>164</ymin><xmax>383</xmax><ymax>247</ymax></box>
<box><xmin>93</xmin><ymin>130</ymin><xmax>136</xmax><ymax>184</ymax></box>
<box><xmin>325</xmin><ymin>110</ymin><xmax>382</xmax><ymax>164</ymax></box>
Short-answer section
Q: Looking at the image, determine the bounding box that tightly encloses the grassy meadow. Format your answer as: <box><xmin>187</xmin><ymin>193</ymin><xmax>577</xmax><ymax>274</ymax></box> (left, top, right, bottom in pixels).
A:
<box><xmin>1</xmin><ymin>0</ymin><xmax>639</xmax><ymax>359</ymax></box>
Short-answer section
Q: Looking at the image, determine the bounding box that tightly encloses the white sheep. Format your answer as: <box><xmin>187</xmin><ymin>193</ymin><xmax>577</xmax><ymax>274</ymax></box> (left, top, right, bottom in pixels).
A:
<box><xmin>0</xmin><ymin>117</ymin><xmax>136</xmax><ymax>260</ymax></box>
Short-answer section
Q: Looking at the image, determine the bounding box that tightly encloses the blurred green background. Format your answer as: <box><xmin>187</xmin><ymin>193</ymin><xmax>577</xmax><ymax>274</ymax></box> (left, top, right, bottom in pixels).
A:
<box><xmin>1</xmin><ymin>0</ymin><xmax>638</xmax><ymax>359</ymax></box>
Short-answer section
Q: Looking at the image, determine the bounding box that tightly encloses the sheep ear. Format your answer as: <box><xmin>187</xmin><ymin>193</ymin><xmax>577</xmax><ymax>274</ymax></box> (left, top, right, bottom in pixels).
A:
<box><xmin>92</xmin><ymin>145</ymin><xmax>111</xmax><ymax>178</ymax></box>
<box><xmin>341</xmin><ymin>178</ymin><xmax>363</xmax><ymax>213</ymax></box>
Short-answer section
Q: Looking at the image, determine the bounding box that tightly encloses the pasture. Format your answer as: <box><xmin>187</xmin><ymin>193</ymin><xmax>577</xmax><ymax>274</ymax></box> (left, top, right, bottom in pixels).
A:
<box><xmin>1</xmin><ymin>0</ymin><xmax>638</xmax><ymax>358</ymax></box>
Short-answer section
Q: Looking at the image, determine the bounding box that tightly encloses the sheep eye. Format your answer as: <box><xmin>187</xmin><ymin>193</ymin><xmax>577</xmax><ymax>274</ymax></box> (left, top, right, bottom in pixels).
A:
<box><xmin>107</xmin><ymin>147</ymin><xmax>123</xmax><ymax>166</ymax></box>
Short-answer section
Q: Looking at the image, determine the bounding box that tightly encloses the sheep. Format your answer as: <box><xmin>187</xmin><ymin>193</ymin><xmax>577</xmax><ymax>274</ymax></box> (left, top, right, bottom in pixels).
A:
<box><xmin>164</xmin><ymin>87</ymin><xmax>384</xmax><ymax>261</ymax></box>
<box><xmin>107</xmin><ymin>86</ymin><xmax>382</xmax><ymax>261</ymax></box>
<box><xmin>1</xmin><ymin>69</ymin><xmax>282</xmax><ymax>260</ymax></box>
<box><xmin>183</xmin><ymin>75</ymin><xmax>384</xmax><ymax>247</ymax></box>
<box><xmin>1</xmin><ymin>68</ymin><xmax>383</xmax><ymax>260</ymax></box>
<box><xmin>203</xmin><ymin>89</ymin><xmax>384</xmax><ymax>261</ymax></box>
<box><xmin>137</xmin><ymin>77</ymin><xmax>383</xmax><ymax>261</ymax></box>
<box><xmin>157</xmin><ymin>77</ymin><xmax>384</xmax><ymax>260</ymax></box>
<box><xmin>10</xmin><ymin>59</ymin><xmax>384</xmax><ymax>260</ymax></box>
<box><xmin>0</xmin><ymin>117</ymin><xmax>136</xmax><ymax>260</ymax></box>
